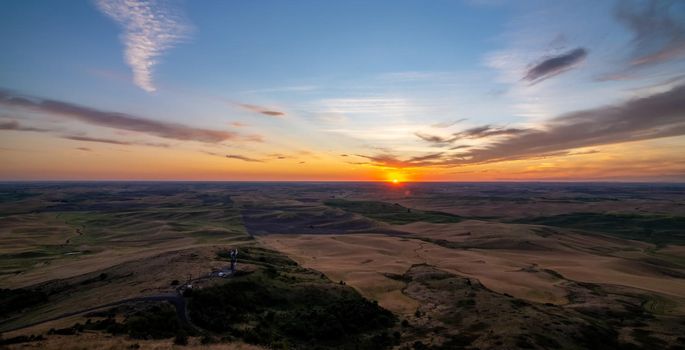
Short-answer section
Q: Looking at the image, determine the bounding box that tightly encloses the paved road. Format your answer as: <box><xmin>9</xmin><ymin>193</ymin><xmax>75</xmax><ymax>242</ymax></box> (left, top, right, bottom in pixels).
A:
<box><xmin>1</xmin><ymin>259</ymin><xmax>237</xmax><ymax>334</ymax></box>
<box><xmin>0</xmin><ymin>294</ymin><xmax>186</xmax><ymax>334</ymax></box>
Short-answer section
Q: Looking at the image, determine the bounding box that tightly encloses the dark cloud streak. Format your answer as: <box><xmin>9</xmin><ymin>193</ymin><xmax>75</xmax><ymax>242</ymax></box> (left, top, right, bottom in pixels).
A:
<box><xmin>524</xmin><ymin>48</ymin><xmax>587</xmax><ymax>83</ymax></box>
<box><xmin>431</xmin><ymin>118</ymin><xmax>467</xmax><ymax>128</ymax></box>
<box><xmin>240</xmin><ymin>104</ymin><xmax>285</xmax><ymax>117</ymax></box>
<box><xmin>63</xmin><ymin>135</ymin><xmax>130</xmax><ymax>145</ymax></box>
<box><xmin>457</xmin><ymin>83</ymin><xmax>685</xmax><ymax>164</ymax></box>
<box><xmin>415</xmin><ymin>126</ymin><xmax>527</xmax><ymax>146</ymax></box>
<box><xmin>225</xmin><ymin>154</ymin><xmax>263</xmax><ymax>162</ymax></box>
<box><xmin>62</xmin><ymin>135</ymin><xmax>170</xmax><ymax>148</ymax></box>
<box><xmin>0</xmin><ymin>119</ymin><xmax>51</xmax><ymax>132</ymax></box>
<box><xmin>615</xmin><ymin>0</ymin><xmax>685</xmax><ymax>67</ymax></box>
<box><xmin>453</xmin><ymin>125</ymin><xmax>528</xmax><ymax>139</ymax></box>
<box><xmin>373</xmin><ymin>83</ymin><xmax>685</xmax><ymax>168</ymax></box>
<box><xmin>415</xmin><ymin>132</ymin><xmax>451</xmax><ymax>144</ymax></box>
<box><xmin>0</xmin><ymin>89</ymin><xmax>259</xmax><ymax>143</ymax></box>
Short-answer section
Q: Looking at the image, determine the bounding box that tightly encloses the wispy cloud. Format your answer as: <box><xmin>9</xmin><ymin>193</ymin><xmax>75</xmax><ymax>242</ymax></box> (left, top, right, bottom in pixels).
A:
<box><xmin>485</xmin><ymin>44</ymin><xmax>587</xmax><ymax>120</ymax></box>
<box><xmin>317</xmin><ymin>97</ymin><xmax>415</xmax><ymax>117</ymax></box>
<box><xmin>230</xmin><ymin>121</ymin><xmax>248</xmax><ymax>128</ymax></box>
<box><xmin>615</xmin><ymin>0</ymin><xmax>685</xmax><ymax>67</ymax></box>
<box><xmin>204</xmin><ymin>151</ymin><xmax>264</xmax><ymax>162</ymax></box>
<box><xmin>0</xmin><ymin>89</ymin><xmax>260</xmax><ymax>143</ymax></box>
<box><xmin>414</xmin><ymin>132</ymin><xmax>451</xmax><ymax>145</ymax></box>
<box><xmin>460</xmin><ymin>84</ymin><xmax>685</xmax><ymax>164</ymax></box>
<box><xmin>415</xmin><ymin>125</ymin><xmax>526</xmax><ymax>146</ymax></box>
<box><xmin>569</xmin><ymin>149</ymin><xmax>600</xmax><ymax>156</ymax></box>
<box><xmin>268</xmin><ymin>153</ymin><xmax>292</xmax><ymax>160</ymax></box>
<box><xmin>241</xmin><ymin>85</ymin><xmax>318</xmax><ymax>94</ymax></box>
<box><xmin>372</xmin><ymin>84</ymin><xmax>685</xmax><ymax>168</ymax></box>
<box><xmin>324</xmin><ymin>125</ymin><xmax>426</xmax><ymax>141</ymax></box>
<box><xmin>0</xmin><ymin>119</ymin><xmax>51</xmax><ymax>132</ymax></box>
<box><xmin>470</xmin><ymin>84</ymin><xmax>682</xmax><ymax>165</ymax></box>
<box><xmin>225</xmin><ymin>154</ymin><xmax>263</xmax><ymax>162</ymax></box>
<box><xmin>62</xmin><ymin>135</ymin><xmax>170</xmax><ymax>148</ymax></box>
<box><xmin>598</xmin><ymin>1</ymin><xmax>685</xmax><ymax>81</ymax></box>
<box><xmin>453</xmin><ymin>125</ymin><xmax>527</xmax><ymax>139</ymax></box>
<box><xmin>95</xmin><ymin>0</ymin><xmax>191</xmax><ymax>92</ymax></box>
<box><xmin>355</xmin><ymin>154</ymin><xmax>415</xmax><ymax>168</ymax></box>
<box><xmin>355</xmin><ymin>153</ymin><xmax>447</xmax><ymax>168</ymax></box>
<box><xmin>409</xmin><ymin>153</ymin><xmax>445</xmax><ymax>163</ymax></box>
<box><xmin>63</xmin><ymin>135</ymin><xmax>130</xmax><ymax>145</ymax></box>
<box><xmin>239</xmin><ymin>104</ymin><xmax>285</xmax><ymax>117</ymax></box>
<box><xmin>431</xmin><ymin>118</ymin><xmax>467</xmax><ymax>128</ymax></box>
<box><xmin>523</xmin><ymin>47</ymin><xmax>588</xmax><ymax>84</ymax></box>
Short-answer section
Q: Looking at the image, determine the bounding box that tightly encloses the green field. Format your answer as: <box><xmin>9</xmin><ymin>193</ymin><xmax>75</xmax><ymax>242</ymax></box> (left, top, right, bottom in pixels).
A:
<box><xmin>189</xmin><ymin>247</ymin><xmax>397</xmax><ymax>349</ymax></box>
<box><xmin>325</xmin><ymin>199</ymin><xmax>462</xmax><ymax>225</ymax></box>
<box><xmin>0</xmin><ymin>185</ymin><xmax>251</xmax><ymax>284</ymax></box>
<box><xmin>514</xmin><ymin>212</ymin><xmax>685</xmax><ymax>245</ymax></box>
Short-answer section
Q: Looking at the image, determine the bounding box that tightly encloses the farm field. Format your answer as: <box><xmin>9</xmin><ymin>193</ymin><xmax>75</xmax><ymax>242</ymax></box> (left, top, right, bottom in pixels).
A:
<box><xmin>1</xmin><ymin>182</ymin><xmax>684</xmax><ymax>349</ymax></box>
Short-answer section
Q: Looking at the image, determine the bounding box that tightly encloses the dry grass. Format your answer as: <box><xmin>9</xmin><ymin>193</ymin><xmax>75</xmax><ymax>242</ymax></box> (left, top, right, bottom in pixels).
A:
<box><xmin>260</xmin><ymin>223</ymin><xmax>685</xmax><ymax>315</ymax></box>
<box><xmin>1</xmin><ymin>244</ymin><xmax>255</xmax><ymax>332</ymax></box>
<box><xmin>4</xmin><ymin>333</ymin><xmax>266</xmax><ymax>350</ymax></box>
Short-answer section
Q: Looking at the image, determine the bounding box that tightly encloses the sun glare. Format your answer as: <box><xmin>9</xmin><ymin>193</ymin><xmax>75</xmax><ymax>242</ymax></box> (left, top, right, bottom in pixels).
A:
<box><xmin>386</xmin><ymin>172</ymin><xmax>407</xmax><ymax>184</ymax></box>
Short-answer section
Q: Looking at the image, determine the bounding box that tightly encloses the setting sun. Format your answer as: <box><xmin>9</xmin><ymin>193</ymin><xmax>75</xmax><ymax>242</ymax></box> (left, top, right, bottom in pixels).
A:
<box><xmin>2</xmin><ymin>1</ymin><xmax>685</xmax><ymax>348</ymax></box>
<box><xmin>386</xmin><ymin>172</ymin><xmax>407</xmax><ymax>183</ymax></box>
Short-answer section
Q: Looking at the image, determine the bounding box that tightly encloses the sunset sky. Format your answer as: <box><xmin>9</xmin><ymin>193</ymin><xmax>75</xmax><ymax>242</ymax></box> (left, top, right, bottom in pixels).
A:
<box><xmin>1</xmin><ymin>0</ymin><xmax>684</xmax><ymax>181</ymax></box>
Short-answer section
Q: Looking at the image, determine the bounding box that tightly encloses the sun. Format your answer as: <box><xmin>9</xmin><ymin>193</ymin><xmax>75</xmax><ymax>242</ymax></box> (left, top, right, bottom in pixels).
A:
<box><xmin>378</xmin><ymin>170</ymin><xmax>412</xmax><ymax>187</ymax></box>
<box><xmin>386</xmin><ymin>172</ymin><xmax>407</xmax><ymax>184</ymax></box>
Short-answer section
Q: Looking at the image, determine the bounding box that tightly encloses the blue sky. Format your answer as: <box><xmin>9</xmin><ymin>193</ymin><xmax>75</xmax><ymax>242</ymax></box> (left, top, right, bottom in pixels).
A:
<box><xmin>1</xmin><ymin>0</ymin><xmax>685</xmax><ymax>181</ymax></box>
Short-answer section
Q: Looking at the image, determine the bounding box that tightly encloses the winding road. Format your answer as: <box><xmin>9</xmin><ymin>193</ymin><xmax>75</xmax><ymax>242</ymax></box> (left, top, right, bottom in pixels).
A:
<box><xmin>1</xmin><ymin>294</ymin><xmax>187</xmax><ymax>334</ymax></box>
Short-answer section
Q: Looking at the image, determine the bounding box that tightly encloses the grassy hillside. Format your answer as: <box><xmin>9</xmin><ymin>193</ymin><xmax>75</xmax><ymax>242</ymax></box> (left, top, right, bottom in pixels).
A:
<box><xmin>189</xmin><ymin>247</ymin><xmax>397</xmax><ymax>349</ymax></box>
<box><xmin>0</xmin><ymin>184</ymin><xmax>250</xmax><ymax>286</ymax></box>
<box><xmin>514</xmin><ymin>212</ymin><xmax>685</xmax><ymax>245</ymax></box>
<box><xmin>325</xmin><ymin>199</ymin><xmax>462</xmax><ymax>225</ymax></box>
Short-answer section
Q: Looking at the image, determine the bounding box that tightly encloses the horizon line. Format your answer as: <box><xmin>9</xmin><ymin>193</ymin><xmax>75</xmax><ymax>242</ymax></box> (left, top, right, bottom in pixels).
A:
<box><xmin>1</xmin><ymin>179</ymin><xmax>684</xmax><ymax>184</ymax></box>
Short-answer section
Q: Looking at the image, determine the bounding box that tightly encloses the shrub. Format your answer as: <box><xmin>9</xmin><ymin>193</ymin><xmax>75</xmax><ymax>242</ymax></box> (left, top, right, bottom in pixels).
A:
<box><xmin>174</xmin><ymin>331</ymin><xmax>188</xmax><ymax>345</ymax></box>
<box><xmin>0</xmin><ymin>288</ymin><xmax>48</xmax><ymax>315</ymax></box>
<box><xmin>0</xmin><ymin>334</ymin><xmax>45</xmax><ymax>345</ymax></box>
<box><xmin>126</xmin><ymin>304</ymin><xmax>180</xmax><ymax>339</ymax></box>
<box><xmin>188</xmin><ymin>269</ymin><xmax>396</xmax><ymax>348</ymax></box>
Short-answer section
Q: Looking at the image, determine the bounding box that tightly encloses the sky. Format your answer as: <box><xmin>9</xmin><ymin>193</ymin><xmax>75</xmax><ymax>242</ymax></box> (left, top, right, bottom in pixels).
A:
<box><xmin>1</xmin><ymin>0</ymin><xmax>684</xmax><ymax>182</ymax></box>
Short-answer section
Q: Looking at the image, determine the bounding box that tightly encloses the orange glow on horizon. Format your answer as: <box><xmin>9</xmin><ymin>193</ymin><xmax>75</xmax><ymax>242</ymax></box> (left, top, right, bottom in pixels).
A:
<box><xmin>1</xmin><ymin>133</ymin><xmax>684</xmax><ymax>181</ymax></box>
<box><xmin>385</xmin><ymin>171</ymin><xmax>408</xmax><ymax>183</ymax></box>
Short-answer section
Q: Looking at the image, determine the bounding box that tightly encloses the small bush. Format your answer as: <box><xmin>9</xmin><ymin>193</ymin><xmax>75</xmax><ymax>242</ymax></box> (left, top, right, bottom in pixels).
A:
<box><xmin>413</xmin><ymin>340</ymin><xmax>428</xmax><ymax>350</ymax></box>
<box><xmin>174</xmin><ymin>331</ymin><xmax>188</xmax><ymax>345</ymax></box>
<box><xmin>510</xmin><ymin>299</ymin><xmax>529</xmax><ymax>308</ymax></box>
<box><xmin>188</xmin><ymin>269</ymin><xmax>396</xmax><ymax>348</ymax></box>
<box><xmin>0</xmin><ymin>334</ymin><xmax>45</xmax><ymax>345</ymax></box>
<box><xmin>457</xmin><ymin>298</ymin><xmax>476</xmax><ymax>307</ymax></box>
<box><xmin>200</xmin><ymin>335</ymin><xmax>215</xmax><ymax>344</ymax></box>
<box><xmin>0</xmin><ymin>288</ymin><xmax>48</xmax><ymax>315</ymax></box>
<box><xmin>126</xmin><ymin>304</ymin><xmax>181</xmax><ymax>339</ymax></box>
